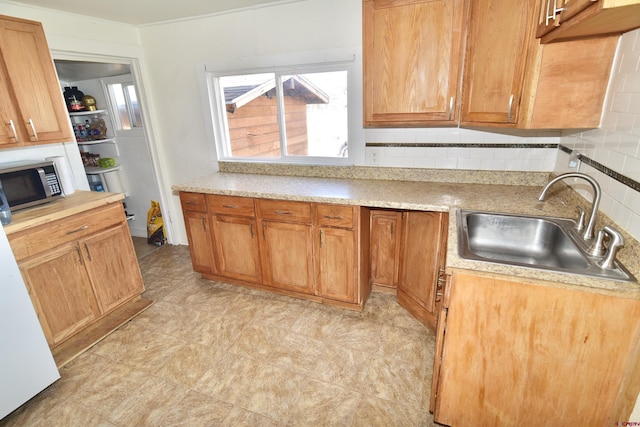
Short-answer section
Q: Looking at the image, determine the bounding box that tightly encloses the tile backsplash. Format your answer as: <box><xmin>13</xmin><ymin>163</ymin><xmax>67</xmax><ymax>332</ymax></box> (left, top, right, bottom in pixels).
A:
<box><xmin>364</xmin><ymin>128</ymin><xmax>560</xmax><ymax>171</ymax></box>
<box><xmin>555</xmin><ymin>29</ymin><xmax>640</xmax><ymax>241</ymax></box>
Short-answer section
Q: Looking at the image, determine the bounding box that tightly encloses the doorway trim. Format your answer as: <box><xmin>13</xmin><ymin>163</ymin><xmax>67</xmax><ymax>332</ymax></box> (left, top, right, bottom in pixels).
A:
<box><xmin>51</xmin><ymin>50</ymin><xmax>176</xmax><ymax>244</ymax></box>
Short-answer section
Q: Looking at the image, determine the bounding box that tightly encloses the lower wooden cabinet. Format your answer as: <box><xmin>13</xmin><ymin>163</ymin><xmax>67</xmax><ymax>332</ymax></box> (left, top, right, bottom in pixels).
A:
<box><xmin>182</xmin><ymin>210</ymin><xmax>216</xmax><ymax>274</ymax></box>
<box><xmin>431</xmin><ymin>269</ymin><xmax>640</xmax><ymax>425</ymax></box>
<box><xmin>180</xmin><ymin>192</ymin><xmax>216</xmax><ymax>275</ymax></box>
<box><xmin>260</xmin><ymin>220</ymin><xmax>315</xmax><ymax>294</ymax></box>
<box><xmin>18</xmin><ymin>243</ymin><xmax>100</xmax><ymax>346</ymax></box>
<box><xmin>212</xmin><ymin>215</ymin><xmax>261</xmax><ymax>283</ymax></box>
<box><xmin>80</xmin><ymin>223</ymin><xmax>144</xmax><ymax>314</ymax></box>
<box><xmin>317</xmin><ymin>225</ymin><xmax>357</xmax><ymax>303</ymax></box>
<box><xmin>397</xmin><ymin>211</ymin><xmax>448</xmax><ymax>330</ymax></box>
<box><xmin>369</xmin><ymin>210</ymin><xmax>403</xmax><ymax>292</ymax></box>
<box><xmin>180</xmin><ymin>192</ymin><xmax>371</xmax><ymax>309</ymax></box>
<box><xmin>9</xmin><ymin>200</ymin><xmax>146</xmax><ymax>350</ymax></box>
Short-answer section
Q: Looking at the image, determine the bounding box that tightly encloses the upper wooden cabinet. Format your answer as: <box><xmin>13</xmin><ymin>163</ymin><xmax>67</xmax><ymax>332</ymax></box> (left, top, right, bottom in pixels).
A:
<box><xmin>537</xmin><ymin>0</ymin><xmax>640</xmax><ymax>43</ymax></box>
<box><xmin>0</xmin><ymin>15</ymin><xmax>73</xmax><ymax>147</ymax></box>
<box><xmin>363</xmin><ymin>0</ymin><xmax>467</xmax><ymax>126</ymax></box>
<box><xmin>461</xmin><ymin>0</ymin><xmax>618</xmax><ymax>129</ymax></box>
<box><xmin>461</xmin><ymin>0</ymin><xmax>535</xmax><ymax>125</ymax></box>
<box><xmin>364</xmin><ymin>1</ymin><xmax>621</xmax><ymax>129</ymax></box>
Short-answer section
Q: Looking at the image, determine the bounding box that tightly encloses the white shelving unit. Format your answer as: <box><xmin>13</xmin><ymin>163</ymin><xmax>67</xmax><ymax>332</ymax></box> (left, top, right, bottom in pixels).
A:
<box><xmin>69</xmin><ymin>109</ymin><xmax>127</xmax><ymax>195</ymax></box>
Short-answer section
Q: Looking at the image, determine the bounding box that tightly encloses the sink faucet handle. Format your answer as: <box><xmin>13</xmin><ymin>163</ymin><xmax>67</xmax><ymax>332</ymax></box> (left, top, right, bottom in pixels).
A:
<box><xmin>575</xmin><ymin>206</ymin><xmax>586</xmax><ymax>232</ymax></box>
<box><xmin>597</xmin><ymin>226</ymin><xmax>625</xmax><ymax>270</ymax></box>
<box><xmin>587</xmin><ymin>229</ymin><xmax>606</xmax><ymax>257</ymax></box>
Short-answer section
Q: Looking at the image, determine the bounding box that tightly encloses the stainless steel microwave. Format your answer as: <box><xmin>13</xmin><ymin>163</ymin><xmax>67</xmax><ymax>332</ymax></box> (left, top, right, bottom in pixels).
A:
<box><xmin>0</xmin><ymin>160</ymin><xmax>64</xmax><ymax>211</ymax></box>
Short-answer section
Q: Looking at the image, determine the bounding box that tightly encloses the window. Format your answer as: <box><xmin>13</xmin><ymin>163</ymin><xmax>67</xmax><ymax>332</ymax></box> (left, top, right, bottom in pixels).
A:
<box><xmin>206</xmin><ymin>57</ymin><xmax>355</xmax><ymax>164</ymax></box>
<box><xmin>107</xmin><ymin>82</ymin><xmax>143</xmax><ymax>130</ymax></box>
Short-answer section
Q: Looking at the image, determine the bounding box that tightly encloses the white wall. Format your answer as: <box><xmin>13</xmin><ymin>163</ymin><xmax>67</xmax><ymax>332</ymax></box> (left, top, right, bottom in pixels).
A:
<box><xmin>138</xmin><ymin>0</ymin><xmax>363</xmax><ymax>244</ymax></box>
<box><xmin>556</xmin><ymin>29</ymin><xmax>640</xmax><ymax>242</ymax></box>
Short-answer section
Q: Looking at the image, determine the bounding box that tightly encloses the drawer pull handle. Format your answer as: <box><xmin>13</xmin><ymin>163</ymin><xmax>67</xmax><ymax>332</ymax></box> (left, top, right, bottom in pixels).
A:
<box><xmin>66</xmin><ymin>225</ymin><xmax>89</xmax><ymax>234</ymax></box>
<box><xmin>320</xmin><ymin>229</ymin><xmax>324</xmax><ymax>247</ymax></box>
<box><xmin>275</xmin><ymin>210</ymin><xmax>292</xmax><ymax>215</ymax></box>
<box><xmin>75</xmin><ymin>246</ymin><xmax>84</xmax><ymax>265</ymax></box>
<box><xmin>323</xmin><ymin>215</ymin><xmax>344</xmax><ymax>220</ymax></box>
<box><xmin>184</xmin><ymin>201</ymin><xmax>198</xmax><ymax>205</ymax></box>
<box><xmin>507</xmin><ymin>94</ymin><xmax>515</xmax><ymax>123</ymax></box>
<box><xmin>8</xmin><ymin>120</ymin><xmax>19</xmax><ymax>142</ymax></box>
<box><xmin>223</xmin><ymin>204</ymin><xmax>239</xmax><ymax>209</ymax></box>
<box><xmin>28</xmin><ymin>118</ymin><xmax>38</xmax><ymax>141</ymax></box>
<box><xmin>84</xmin><ymin>243</ymin><xmax>92</xmax><ymax>261</ymax></box>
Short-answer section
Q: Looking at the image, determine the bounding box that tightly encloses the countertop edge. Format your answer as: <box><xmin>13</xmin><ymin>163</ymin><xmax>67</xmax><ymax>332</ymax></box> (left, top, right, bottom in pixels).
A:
<box><xmin>3</xmin><ymin>191</ymin><xmax>125</xmax><ymax>235</ymax></box>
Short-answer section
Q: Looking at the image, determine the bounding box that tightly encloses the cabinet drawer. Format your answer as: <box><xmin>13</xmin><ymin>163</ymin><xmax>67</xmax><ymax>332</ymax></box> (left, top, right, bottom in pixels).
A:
<box><xmin>207</xmin><ymin>195</ymin><xmax>255</xmax><ymax>217</ymax></box>
<box><xmin>9</xmin><ymin>202</ymin><xmax>124</xmax><ymax>261</ymax></box>
<box><xmin>180</xmin><ymin>192</ymin><xmax>207</xmax><ymax>212</ymax></box>
<box><xmin>316</xmin><ymin>204</ymin><xmax>355</xmax><ymax>229</ymax></box>
<box><xmin>258</xmin><ymin>199</ymin><xmax>312</xmax><ymax>223</ymax></box>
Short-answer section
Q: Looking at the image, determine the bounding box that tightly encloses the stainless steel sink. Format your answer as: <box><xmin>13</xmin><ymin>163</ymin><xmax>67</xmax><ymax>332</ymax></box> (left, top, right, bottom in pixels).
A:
<box><xmin>457</xmin><ymin>210</ymin><xmax>635</xmax><ymax>282</ymax></box>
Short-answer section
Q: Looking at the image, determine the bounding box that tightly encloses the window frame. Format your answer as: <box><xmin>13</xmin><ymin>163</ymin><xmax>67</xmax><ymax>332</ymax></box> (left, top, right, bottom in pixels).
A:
<box><xmin>205</xmin><ymin>51</ymin><xmax>358</xmax><ymax>166</ymax></box>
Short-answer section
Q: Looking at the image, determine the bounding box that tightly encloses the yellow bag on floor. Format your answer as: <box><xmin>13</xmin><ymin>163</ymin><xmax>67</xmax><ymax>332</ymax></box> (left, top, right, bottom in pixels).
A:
<box><xmin>147</xmin><ymin>200</ymin><xmax>166</xmax><ymax>246</ymax></box>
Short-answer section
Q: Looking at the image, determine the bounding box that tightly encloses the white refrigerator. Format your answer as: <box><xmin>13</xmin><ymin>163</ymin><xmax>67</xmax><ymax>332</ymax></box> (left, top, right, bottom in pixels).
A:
<box><xmin>0</xmin><ymin>224</ymin><xmax>60</xmax><ymax>419</ymax></box>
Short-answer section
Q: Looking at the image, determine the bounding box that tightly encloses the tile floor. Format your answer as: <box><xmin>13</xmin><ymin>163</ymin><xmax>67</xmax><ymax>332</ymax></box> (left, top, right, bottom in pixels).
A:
<box><xmin>1</xmin><ymin>245</ymin><xmax>439</xmax><ymax>426</ymax></box>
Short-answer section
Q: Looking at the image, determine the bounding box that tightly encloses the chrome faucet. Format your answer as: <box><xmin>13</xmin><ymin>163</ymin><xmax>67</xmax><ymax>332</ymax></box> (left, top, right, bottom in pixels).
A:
<box><xmin>538</xmin><ymin>173</ymin><xmax>601</xmax><ymax>241</ymax></box>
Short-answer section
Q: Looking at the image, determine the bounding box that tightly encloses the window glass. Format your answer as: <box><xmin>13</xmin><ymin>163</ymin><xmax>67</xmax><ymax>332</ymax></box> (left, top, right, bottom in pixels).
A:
<box><xmin>108</xmin><ymin>82</ymin><xmax>143</xmax><ymax>131</ymax></box>
<box><xmin>209</xmin><ymin>62</ymin><xmax>352</xmax><ymax>164</ymax></box>
<box><xmin>125</xmin><ymin>84</ymin><xmax>142</xmax><ymax>128</ymax></box>
<box><xmin>219</xmin><ymin>73</ymin><xmax>280</xmax><ymax>158</ymax></box>
<box><xmin>280</xmin><ymin>71</ymin><xmax>348</xmax><ymax>158</ymax></box>
<box><xmin>111</xmin><ymin>83</ymin><xmax>131</xmax><ymax>130</ymax></box>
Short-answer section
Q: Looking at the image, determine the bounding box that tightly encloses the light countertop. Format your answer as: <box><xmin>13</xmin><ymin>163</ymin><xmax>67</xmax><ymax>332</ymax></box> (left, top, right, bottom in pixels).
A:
<box><xmin>3</xmin><ymin>191</ymin><xmax>124</xmax><ymax>235</ymax></box>
<box><xmin>174</xmin><ymin>171</ymin><xmax>640</xmax><ymax>297</ymax></box>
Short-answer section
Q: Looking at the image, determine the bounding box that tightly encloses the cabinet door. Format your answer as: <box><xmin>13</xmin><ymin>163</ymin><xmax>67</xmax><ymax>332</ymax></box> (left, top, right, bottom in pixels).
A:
<box><xmin>19</xmin><ymin>243</ymin><xmax>100</xmax><ymax>347</ymax></box>
<box><xmin>0</xmin><ymin>65</ymin><xmax>21</xmax><ymax>146</ymax></box>
<box><xmin>0</xmin><ymin>16</ymin><xmax>73</xmax><ymax>145</ymax></box>
<box><xmin>363</xmin><ymin>0</ymin><xmax>466</xmax><ymax>126</ymax></box>
<box><xmin>80</xmin><ymin>222</ymin><xmax>145</xmax><ymax>314</ymax></box>
<box><xmin>260</xmin><ymin>220</ymin><xmax>315</xmax><ymax>294</ymax></box>
<box><xmin>397</xmin><ymin>211</ymin><xmax>447</xmax><ymax>329</ymax></box>
<box><xmin>211</xmin><ymin>215</ymin><xmax>262</xmax><ymax>283</ymax></box>
<box><xmin>183</xmin><ymin>210</ymin><xmax>216</xmax><ymax>274</ymax></box>
<box><xmin>433</xmin><ymin>270</ymin><xmax>640</xmax><ymax>425</ymax></box>
<box><xmin>370</xmin><ymin>210</ymin><xmax>402</xmax><ymax>289</ymax></box>
<box><xmin>317</xmin><ymin>227</ymin><xmax>357</xmax><ymax>303</ymax></box>
<box><xmin>461</xmin><ymin>0</ymin><xmax>535</xmax><ymax>125</ymax></box>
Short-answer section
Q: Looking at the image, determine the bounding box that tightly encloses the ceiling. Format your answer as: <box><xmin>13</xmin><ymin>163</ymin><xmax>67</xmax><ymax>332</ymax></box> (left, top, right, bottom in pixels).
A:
<box><xmin>8</xmin><ymin>0</ymin><xmax>302</xmax><ymax>26</ymax></box>
<box><xmin>54</xmin><ymin>60</ymin><xmax>131</xmax><ymax>82</ymax></box>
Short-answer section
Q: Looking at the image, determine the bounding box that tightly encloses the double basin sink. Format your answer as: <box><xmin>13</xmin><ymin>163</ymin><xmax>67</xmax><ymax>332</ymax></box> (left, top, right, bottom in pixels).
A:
<box><xmin>457</xmin><ymin>210</ymin><xmax>635</xmax><ymax>282</ymax></box>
